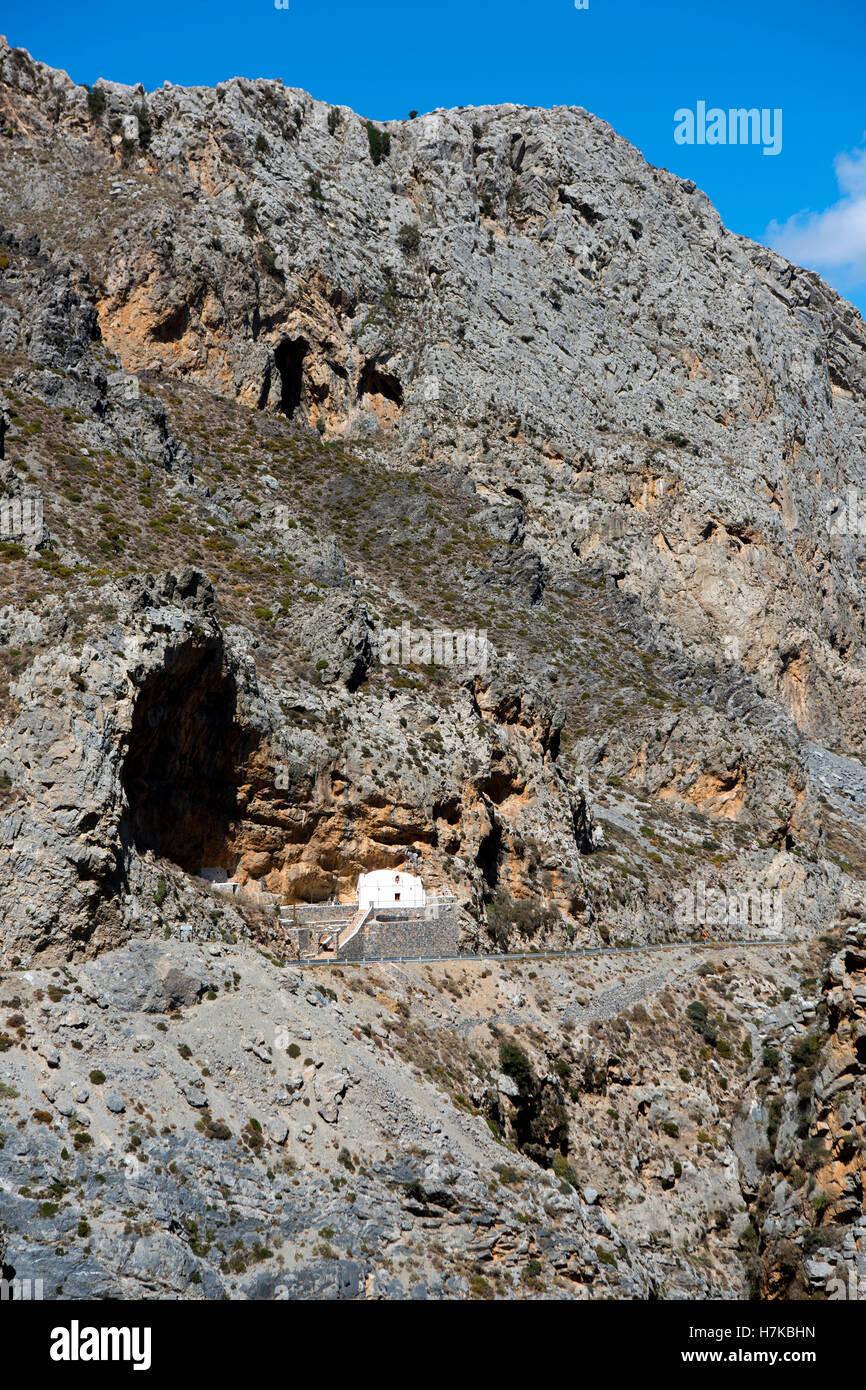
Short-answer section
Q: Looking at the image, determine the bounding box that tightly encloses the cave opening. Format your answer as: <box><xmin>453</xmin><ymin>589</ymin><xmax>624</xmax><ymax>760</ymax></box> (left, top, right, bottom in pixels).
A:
<box><xmin>151</xmin><ymin>302</ymin><xmax>191</xmax><ymax>344</ymax></box>
<box><xmin>121</xmin><ymin>641</ymin><xmax>260</xmax><ymax>874</ymax></box>
<box><xmin>476</xmin><ymin>820</ymin><xmax>503</xmax><ymax>890</ymax></box>
<box><xmin>358</xmin><ymin>359</ymin><xmax>403</xmax><ymax>406</ymax></box>
<box><xmin>274</xmin><ymin>336</ymin><xmax>309</xmax><ymax>417</ymax></box>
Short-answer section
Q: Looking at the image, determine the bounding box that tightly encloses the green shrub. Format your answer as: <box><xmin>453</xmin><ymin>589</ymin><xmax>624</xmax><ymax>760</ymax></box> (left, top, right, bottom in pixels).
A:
<box><xmin>791</xmin><ymin>1031</ymin><xmax>822</xmax><ymax>1069</ymax></box>
<box><xmin>686</xmin><ymin>999</ymin><xmax>718</xmax><ymax>1046</ymax></box>
<box><xmin>486</xmin><ymin>886</ymin><xmax>559</xmax><ymax>945</ymax></box>
<box><xmin>552</xmin><ymin>1152</ymin><xmax>579</xmax><ymax>1188</ymax></box>
<box><xmin>244</xmin><ymin>1118</ymin><xmax>264</xmax><ymax>1151</ymax></box>
<box><xmin>397</xmin><ymin>223</ymin><xmax>421</xmax><ymax>255</ymax></box>
<box><xmin>205</xmin><ymin>1120</ymin><xmax>231</xmax><ymax>1141</ymax></box>
<box><xmin>88</xmin><ymin>1070</ymin><xmax>106</xmax><ymax>1085</ymax></box>
<box><xmin>493</xmin><ymin>1163</ymin><xmax>523</xmax><ymax>1186</ymax></box>
<box><xmin>86</xmin><ymin>86</ymin><xmax>106</xmax><ymax>118</ymax></box>
<box><xmin>365</xmin><ymin>120</ymin><xmax>391</xmax><ymax>165</ymax></box>
<box><xmin>258</xmin><ymin>243</ymin><xmax>279</xmax><ymax>275</ymax></box>
<box><xmin>468</xmin><ymin>1273</ymin><xmax>494</xmax><ymax>1299</ymax></box>
<box><xmin>138</xmin><ymin>105</ymin><xmax>153</xmax><ymax>147</ymax></box>
<box><xmin>498</xmin><ymin>1038</ymin><xmax>532</xmax><ymax>1093</ymax></box>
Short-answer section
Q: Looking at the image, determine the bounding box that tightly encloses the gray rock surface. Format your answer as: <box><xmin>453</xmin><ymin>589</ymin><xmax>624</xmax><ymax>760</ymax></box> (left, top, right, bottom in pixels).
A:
<box><xmin>1</xmin><ymin>35</ymin><xmax>866</xmax><ymax>1302</ymax></box>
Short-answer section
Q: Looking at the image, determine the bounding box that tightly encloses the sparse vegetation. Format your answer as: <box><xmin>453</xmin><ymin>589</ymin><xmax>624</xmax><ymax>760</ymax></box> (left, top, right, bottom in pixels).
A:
<box><xmin>397</xmin><ymin>223</ymin><xmax>421</xmax><ymax>256</ymax></box>
<box><xmin>365</xmin><ymin>120</ymin><xmax>391</xmax><ymax>165</ymax></box>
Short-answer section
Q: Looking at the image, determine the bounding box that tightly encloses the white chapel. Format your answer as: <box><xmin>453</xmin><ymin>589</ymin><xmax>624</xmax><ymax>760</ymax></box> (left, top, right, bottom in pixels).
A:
<box><xmin>357</xmin><ymin>869</ymin><xmax>427</xmax><ymax>910</ymax></box>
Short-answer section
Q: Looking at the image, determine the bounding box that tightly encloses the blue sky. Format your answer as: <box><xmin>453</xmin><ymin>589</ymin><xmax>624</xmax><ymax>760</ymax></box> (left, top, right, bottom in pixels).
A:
<box><xmin>4</xmin><ymin>0</ymin><xmax>866</xmax><ymax>313</ymax></box>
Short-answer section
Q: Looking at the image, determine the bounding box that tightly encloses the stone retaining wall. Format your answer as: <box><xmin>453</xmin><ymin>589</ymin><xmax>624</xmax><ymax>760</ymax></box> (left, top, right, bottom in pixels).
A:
<box><xmin>339</xmin><ymin>905</ymin><xmax>460</xmax><ymax>961</ymax></box>
<box><xmin>285</xmin><ymin>904</ymin><xmax>357</xmax><ymax>925</ymax></box>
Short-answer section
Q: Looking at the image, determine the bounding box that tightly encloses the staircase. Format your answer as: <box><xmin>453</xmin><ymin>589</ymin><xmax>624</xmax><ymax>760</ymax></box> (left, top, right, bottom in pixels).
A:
<box><xmin>336</xmin><ymin>905</ymin><xmax>373</xmax><ymax>955</ymax></box>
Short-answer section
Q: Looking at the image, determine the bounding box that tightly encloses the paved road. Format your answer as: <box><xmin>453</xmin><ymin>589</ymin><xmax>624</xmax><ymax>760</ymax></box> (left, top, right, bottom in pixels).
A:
<box><xmin>296</xmin><ymin>937</ymin><xmax>792</xmax><ymax>969</ymax></box>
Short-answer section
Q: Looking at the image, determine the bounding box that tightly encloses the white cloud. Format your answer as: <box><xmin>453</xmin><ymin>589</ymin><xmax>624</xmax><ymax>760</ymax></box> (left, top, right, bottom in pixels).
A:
<box><xmin>766</xmin><ymin>142</ymin><xmax>866</xmax><ymax>284</ymax></box>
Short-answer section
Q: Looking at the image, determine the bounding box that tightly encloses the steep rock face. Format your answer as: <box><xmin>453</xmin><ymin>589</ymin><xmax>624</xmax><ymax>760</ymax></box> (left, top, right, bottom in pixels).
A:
<box><xmin>2</xmin><ymin>36</ymin><xmax>866</xmax><ymax>747</ymax></box>
<box><xmin>735</xmin><ymin>910</ymin><xmax>866</xmax><ymax>1299</ymax></box>
<box><xmin>0</xmin><ymin>40</ymin><xmax>860</xmax><ymax>962</ymax></box>
<box><xmin>0</xmin><ymin>568</ymin><xmax>256</xmax><ymax>959</ymax></box>
<box><xmin>0</xmin><ymin>559</ymin><xmax>601</xmax><ymax>964</ymax></box>
<box><xmin>3</xmin><ymin>38</ymin><xmax>862</xmax><ymax>967</ymax></box>
<box><xmin>1</xmin><ymin>216</ymin><xmax>829</xmax><ymax>966</ymax></box>
<box><xmin>3</xmin><ymin>39</ymin><xmax>866</xmax><ymax>1303</ymax></box>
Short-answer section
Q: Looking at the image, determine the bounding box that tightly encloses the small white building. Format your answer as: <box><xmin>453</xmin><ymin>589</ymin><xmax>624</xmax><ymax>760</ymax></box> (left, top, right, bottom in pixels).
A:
<box><xmin>357</xmin><ymin>869</ymin><xmax>426</xmax><ymax>910</ymax></box>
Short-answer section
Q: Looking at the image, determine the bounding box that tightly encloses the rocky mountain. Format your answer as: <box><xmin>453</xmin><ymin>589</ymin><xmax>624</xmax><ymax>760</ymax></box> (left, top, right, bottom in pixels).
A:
<box><xmin>1</xmin><ymin>35</ymin><xmax>866</xmax><ymax>1300</ymax></box>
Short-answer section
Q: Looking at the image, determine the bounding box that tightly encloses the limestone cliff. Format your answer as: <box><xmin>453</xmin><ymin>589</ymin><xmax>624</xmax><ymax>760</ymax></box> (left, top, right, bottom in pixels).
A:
<box><xmin>1</xmin><ymin>36</ymin><xmax>866</xmax><ymax>1300</ymax></box>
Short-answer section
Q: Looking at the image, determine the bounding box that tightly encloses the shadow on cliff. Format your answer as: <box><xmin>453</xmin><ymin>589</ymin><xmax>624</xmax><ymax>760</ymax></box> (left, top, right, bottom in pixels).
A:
<box><xmin>120</xmin><ymin>637</ymin><xmax>261</xmax><ymax>874</ymax></box>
